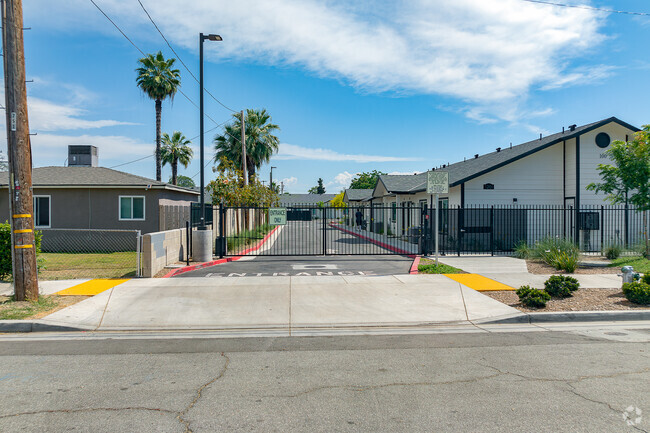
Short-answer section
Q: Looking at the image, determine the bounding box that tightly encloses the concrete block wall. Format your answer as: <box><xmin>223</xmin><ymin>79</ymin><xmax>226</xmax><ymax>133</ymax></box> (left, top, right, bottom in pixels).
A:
<box><xmin>142</xmin><ymin>227</ymin><xmax>188</xmax><ymax>277</ymax></box>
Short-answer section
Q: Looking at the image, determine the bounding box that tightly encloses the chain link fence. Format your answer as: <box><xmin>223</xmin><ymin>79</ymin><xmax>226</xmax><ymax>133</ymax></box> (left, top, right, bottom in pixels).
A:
<box><xmin>37</xmin><ymin>229</ymin><xmax>141</xmax><ymax>280</ymax></box>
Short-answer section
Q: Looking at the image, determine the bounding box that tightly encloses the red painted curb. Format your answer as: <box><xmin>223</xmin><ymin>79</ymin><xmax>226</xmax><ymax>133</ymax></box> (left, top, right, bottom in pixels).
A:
<box><xmin>409</xmin><ymin>256</ymin><xmax>421</xmax><ymax>274</ymax></box>
<box><xmin>329</xmin><ymin>223</ymin><xmax>416</xmax><ymax>258</ymax></box>
<box><xmin>163</xmin><ymin>226</ymin><xmax>280</xmax><ymax>278</ymax></box>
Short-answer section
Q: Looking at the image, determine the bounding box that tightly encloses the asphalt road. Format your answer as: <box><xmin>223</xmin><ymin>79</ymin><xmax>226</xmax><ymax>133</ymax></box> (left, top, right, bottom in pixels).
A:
<box><xmin>0</xmin><ymin>326</ymin><xmax>648</xmax><ymax>432</ymax></box>
<box><xmin>180</xmin><ymin>220</ymin><xmax>415</xmax><ymax>277</ymax></box>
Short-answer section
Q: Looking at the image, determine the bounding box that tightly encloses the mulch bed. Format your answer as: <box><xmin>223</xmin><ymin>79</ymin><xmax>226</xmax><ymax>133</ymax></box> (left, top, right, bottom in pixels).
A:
<box><xmin>484</xmin><ymin>288</ymin><xmax>649</xmax><ymax>312</ymax></box>
<box><xmin>526</xmin><ymin>259</ymin><xmax>619</xmax><ymax>275</ymax></box>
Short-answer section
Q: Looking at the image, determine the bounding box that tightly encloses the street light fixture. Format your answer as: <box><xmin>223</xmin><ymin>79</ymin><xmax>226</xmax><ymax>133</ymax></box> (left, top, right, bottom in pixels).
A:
<box><xmin>199</xmin><ymin>32</ymin><xmax>222</xmax><ymax>230</ymax></box>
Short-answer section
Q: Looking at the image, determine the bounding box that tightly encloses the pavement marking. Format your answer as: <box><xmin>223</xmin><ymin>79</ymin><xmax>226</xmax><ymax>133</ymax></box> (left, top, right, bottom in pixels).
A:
<box><xmin>292</xmin><ymin>264</ymin><xmax>338</xmax><ymax>270</ymax></box>
<box><xmin>55</xmin><ymin>279</ymin><xmax>130</xmax><ymax>296</ymax></box>
<box><xmin>443</xmin><ymin>274</ymin><xmax>515</xmax><ymax>291</ymax></box>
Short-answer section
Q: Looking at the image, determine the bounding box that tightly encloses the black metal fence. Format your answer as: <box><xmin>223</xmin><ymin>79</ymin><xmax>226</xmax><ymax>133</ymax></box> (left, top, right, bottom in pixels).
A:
<box><xmin>421</xmin><ymin>205</ymin><xmax>649</xmax><ymax>256</ymax></box>
<box><xmin>212</xmin><ymin>203</ymin><xmax>648</xmax><ymax>257</ymax></box>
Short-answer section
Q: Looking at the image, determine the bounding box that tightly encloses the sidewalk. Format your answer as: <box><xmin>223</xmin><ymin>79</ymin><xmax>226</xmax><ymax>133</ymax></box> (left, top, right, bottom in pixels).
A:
<box><xmin>437</xmin><ymin>256</ymin><xmax>623</xmax><ymax>290</ymax></box>
<box><xmin>32</xmin><ymin>275</ymin><xmax>520</xmax><ymax>331</ymax></box>
<box><xmin>0</xmin><ymin>279</ymin><xmax>92</xmax><ymax>297</ymax></box>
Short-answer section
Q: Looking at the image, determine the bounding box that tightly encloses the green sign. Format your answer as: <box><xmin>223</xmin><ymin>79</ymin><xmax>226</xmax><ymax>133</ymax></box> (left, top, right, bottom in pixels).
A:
<box><xmin>269</xmin><ymin>208</ymin><xmax>287</xmax><ymax>225</ymax></box>
<box><xmin>427</xmin><ymin>171</ymin><xmax>449</xmax><ymax>194</ymax></box>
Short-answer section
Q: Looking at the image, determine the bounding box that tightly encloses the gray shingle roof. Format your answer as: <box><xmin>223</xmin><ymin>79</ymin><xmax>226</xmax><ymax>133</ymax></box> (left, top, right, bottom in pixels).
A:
<box><xmin>377</xmin><ymin>117</ymin><xmax>638</xmax><ymax>194</ymax></box>
<box><xmin>279</xmin><ymin>193</ymin><xmax>336</xmax><ymax>205</ymax></box>
<box><xmin>0</xmin><ymin>166</ymin><xmax>199</xmax><ymax>194</ymax></box>
<box><xmin>344</xmin><ymin>189</ymin><xmax>374</xmax><ymax>201</ymax></box>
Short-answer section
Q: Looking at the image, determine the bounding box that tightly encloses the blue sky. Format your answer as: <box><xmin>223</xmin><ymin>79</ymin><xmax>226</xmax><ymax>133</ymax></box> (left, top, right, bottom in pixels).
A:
<box><xmin>7</xmin><ymin>0</ymin><xmax>650</xmax><ymax>193</ymax></box>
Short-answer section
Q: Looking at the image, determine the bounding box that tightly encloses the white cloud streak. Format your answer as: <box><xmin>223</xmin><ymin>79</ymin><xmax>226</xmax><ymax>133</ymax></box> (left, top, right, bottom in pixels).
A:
<box><xmin>31</xmin><ymin>134</ymin><xmax>152</xmax><ymax>165</ymax></box>
<box><xmin>276</xmin><ymin>143</ymin><xmax>421</xmax><ymax>163</ymax></box>
<box><xmin>28</xmin><ymin>96</ymin><xmax>136</xmax><ymax>131</ymax></box>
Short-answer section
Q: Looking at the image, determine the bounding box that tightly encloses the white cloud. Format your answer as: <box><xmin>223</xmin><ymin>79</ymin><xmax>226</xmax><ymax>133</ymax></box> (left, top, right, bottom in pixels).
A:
<box><xmin>31</xmin><ymin>134</ymin><xmax>152</xmax><ymax>164</ymax></box>
<box><xmin>328</xmin><ymin>171</ymin><xmax>355</xmax><ymax>190</ymax></box>
<box><xmin>276</xmin><ymin>143</ymin><xmax>420</xmax><ymax>163</ymax></box>
<box><xmin>28</xmin><ymin>96</ymin><xmax>136</xmax><ymax>131</ymax></box>
<box><xmin>25</xmin><ymin>0</ymin><xmax>607</xmax><ymax>120</ymax></box>
<box><xmin>281</xmin><ymin>176</ymin><xmax>298</xmax><ymax>186</ymax></box>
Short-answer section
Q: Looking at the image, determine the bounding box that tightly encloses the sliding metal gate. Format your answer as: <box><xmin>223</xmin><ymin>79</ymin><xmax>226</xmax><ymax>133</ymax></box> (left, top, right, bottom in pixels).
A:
<box><xmin>216</xmin><ymin>205</ymin><xmax>421</xmax><ymax>257</ymax></box>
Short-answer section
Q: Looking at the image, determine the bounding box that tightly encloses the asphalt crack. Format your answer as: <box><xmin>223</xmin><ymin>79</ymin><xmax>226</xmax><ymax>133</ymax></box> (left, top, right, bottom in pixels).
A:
<box><xmin>0</xmin><ymin>352</ymin><xmax>231</xmax><ymax>433</ymax></box>
<box><xmin>177</xmin><ymin>352</ymin><xmax>230</xmax><ymax>433</ymax></box>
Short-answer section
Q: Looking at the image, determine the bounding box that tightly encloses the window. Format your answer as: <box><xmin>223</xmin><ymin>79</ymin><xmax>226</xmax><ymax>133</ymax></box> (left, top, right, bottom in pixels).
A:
<box><xmin>33</xmin><ymin>195</ymin><xmax>51</xmax><ymax>228</ymax></box>
<box><xmin>391</xmin><ymin>202</ymin><xmax>397</xmax><ymax>220</ymax></box>
<box><xmin>119</xmin><ymin>196</ymin><xmax>145</xmax><ymax>220</ymax></box>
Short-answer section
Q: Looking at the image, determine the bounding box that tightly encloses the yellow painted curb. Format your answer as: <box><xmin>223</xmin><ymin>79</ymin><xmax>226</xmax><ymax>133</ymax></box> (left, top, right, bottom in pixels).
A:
<box><xmin>56</xmin><ymin>279</ymin><xmax>130</xmax><ymax>296</ymax></box>
<box><xmin>444</xmin><ymin>274</ymin><xmax>515</xmax><ymax>291</ymax></box>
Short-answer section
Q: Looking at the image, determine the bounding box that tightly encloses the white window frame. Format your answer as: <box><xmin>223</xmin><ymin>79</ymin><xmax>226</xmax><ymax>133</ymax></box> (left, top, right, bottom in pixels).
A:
<box><xmin>119</xmin><ymin>195</ymin><xmax>146</xmax><ymax>221</ymax></box>
<box><xmin>33</xmin><ymin>195</ymin><xmax>51</xmax><ymax>228</ymax></box>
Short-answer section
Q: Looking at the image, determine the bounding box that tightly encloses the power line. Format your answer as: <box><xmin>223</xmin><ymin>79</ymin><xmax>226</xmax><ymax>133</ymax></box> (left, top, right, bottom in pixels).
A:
<box><xmin>521</xmin><ymin>0</ymin><xmax>650</xmax><ymax>16</ymax></box>
<box><xmin>107</xmin><ymin>123</ymin><xmax>226</xmax><ymax>169</ymax></box>
<box><xmin>88</xmin><ymin>0</ymin><xmax>225</xmax><ymax>128</ymax></box>
<box><xmin>135</xmin><ymin>0</ymin><xmax>237</xmax><ymax>113</ymax></box>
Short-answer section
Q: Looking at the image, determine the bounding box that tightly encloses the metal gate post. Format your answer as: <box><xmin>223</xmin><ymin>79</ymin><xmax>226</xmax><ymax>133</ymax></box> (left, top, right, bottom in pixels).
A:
<box><xmin>420</xmin><ymin>206</ymin><xmax>427</xmax><ymax>255</ymax></box>
<box><xmin>136</xmin><ymin>230</ymin><xmax>141</xmax><ymax>278</ymax></box>
<box><xmin>490</xmin><ymin>206</ymin><xmax>494</xmax><ymax>256</ymax></box>
<box><xmin>322</xmin><ymin>206</ymin><xmax>327</xmax><ymax>255</ymax></box>
<box><xmin>217</xmin><ymin>203</ymin><xmax>226</xmax><ymax>258</ymax></box>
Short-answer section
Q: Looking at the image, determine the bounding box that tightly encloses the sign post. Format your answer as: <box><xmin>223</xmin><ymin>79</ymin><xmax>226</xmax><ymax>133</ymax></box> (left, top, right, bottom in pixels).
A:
<box><xmin>426</xmin><ymin>171</ymin><xmax>449</xmax><ymax>265</ymax></box>
<box><xmin>269</xmin><ymin>208</ymin><xmax>287</xmax><ymax>226</ymax></box>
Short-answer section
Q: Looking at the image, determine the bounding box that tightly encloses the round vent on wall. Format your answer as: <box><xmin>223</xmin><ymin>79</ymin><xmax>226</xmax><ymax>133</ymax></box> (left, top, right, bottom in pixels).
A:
<box><xmin>595</xmin><ymin>132</ymin><xmax>610</xmax><ymax>148</ymax></box>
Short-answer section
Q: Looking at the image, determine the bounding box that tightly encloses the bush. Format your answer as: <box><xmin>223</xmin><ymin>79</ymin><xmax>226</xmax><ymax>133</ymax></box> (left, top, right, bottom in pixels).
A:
<box><xmin>516</xmin><ymin>285</ymin><xmax>551</xmax><ymax>308</ymax></box>
<box><xmin>532</xmin><ymin>237</ymin><xmax>579</xmax><ymax>272</ymax></box>
<box><xmin>544</xmin><ymin>275</ymin><xmax>579</xmax><ymax>298</ymax></box>
<box><xmin>513</xmin><ymin>241</ymin><xmax>531</xmax><ymax>259</ymax></box>
<box><xmin>0</xmin><ymin>221</ymin><xmax>43</xmax><ymax>280</ymax></box>
<box><xmin>622</xmin><ymin>282</ymin><xmax>650</xmax><ymax>305</ymax></box>
<box><xmin>604</xmin><ymin>245</ymin><xmax>622</xmax><ymax>260</ymax></box>
<box><xmin>641</xmin><ymin>274</ymin><xmax>650</xmax><ymax>285</ymax></box>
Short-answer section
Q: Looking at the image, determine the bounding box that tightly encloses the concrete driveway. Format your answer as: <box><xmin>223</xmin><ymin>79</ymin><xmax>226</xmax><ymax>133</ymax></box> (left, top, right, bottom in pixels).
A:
<box><xmin>37</xmin><ymin>275</ymin><xmax>520</xmax><ymax>331</ymax></box>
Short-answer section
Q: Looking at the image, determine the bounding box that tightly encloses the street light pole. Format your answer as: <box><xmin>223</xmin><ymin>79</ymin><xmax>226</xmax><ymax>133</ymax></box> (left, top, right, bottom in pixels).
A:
<box><xmin>198</xmin><ymin>32</ymin><xmax>222</xmax><ymax>229</ymax></box>
<box><xmin>195</xmin><ymin>32</ymin><xmax>221</xmax><ymax>262</ymax></box>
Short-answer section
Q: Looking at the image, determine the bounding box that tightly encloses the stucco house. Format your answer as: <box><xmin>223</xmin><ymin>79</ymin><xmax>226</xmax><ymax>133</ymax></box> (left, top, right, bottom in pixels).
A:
<box><xmin>343</xmin><ymin>189</ymin><xmax>373</xmax><ymax>206</ymax></box>
<box><xmin>0</xmin><ymin>166</ymin><xmax>199</xmax><ymax>234</ymax></box>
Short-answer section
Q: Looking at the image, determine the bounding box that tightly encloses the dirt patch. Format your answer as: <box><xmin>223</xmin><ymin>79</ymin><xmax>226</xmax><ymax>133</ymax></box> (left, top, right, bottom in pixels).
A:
<box><xmin>483</xmin><ymin>288</ymin><xmax>649</xmax><ymax>312</ymax></box>
<box><xmin>0</xmin><ymin>295</ymin><xmax>89</xmax><ymax>320</ymax></box>
<box><xmin>526</xmin><ymin>259</ymin><xmax>619</xmax><ymax>275</ymax></box>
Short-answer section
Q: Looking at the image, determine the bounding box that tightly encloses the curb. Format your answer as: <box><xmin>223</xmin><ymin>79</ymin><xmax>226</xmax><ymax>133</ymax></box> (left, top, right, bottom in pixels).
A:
<box><xmin>477</xmin><ymin>310</ymin><xmax>650</xmax><ymax>324</ymax></box>
<box><xmin>329</xmin><ymin>223</ymin><xmax>416</xmax><ymax>257</ymax></box>
<box><xmin>409</xmin><ymin>256</ymin><xmax>421</xmax><ymax>274</ymax></box>
<box><xmin>0</xmin><ymin>320</ymin><xmax>92</xmax><ymax>333</ymax></box>
<box><xmin>163</xmin><ymin>226</ymin><xmax>280</xmax><ymax>278</ymax></box>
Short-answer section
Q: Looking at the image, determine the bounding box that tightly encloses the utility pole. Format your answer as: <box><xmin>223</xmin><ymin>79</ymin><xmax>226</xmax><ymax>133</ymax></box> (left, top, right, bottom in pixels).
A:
<box><xmin>240</xmin><ymin>110</ymin><xmax>248</xmax><ymax>185</ymax></box>
<box><xmin>270</xmin><ymin>166</ymin><xmax>276</xmax><ymax>191</ymax></box>
<box><xmin>2</xmin><ymin>0</ymin><xmax>38</xmax><ymax>300</ymax></box>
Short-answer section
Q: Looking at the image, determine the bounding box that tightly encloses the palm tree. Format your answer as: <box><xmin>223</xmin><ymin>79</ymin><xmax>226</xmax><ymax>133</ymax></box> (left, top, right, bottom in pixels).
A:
<box><xmin>161</xmin><ymin>131</ymin><xmax>193</xmax><ymax>185</ymax></box>
<box><xmin>136</xmin><ymin>51</ymin><xmax>181</xmax><ymax>181</ymax></box>
<box><xmin>213</xmin><ymin>108</ymin><xmax>280</xmax><ymax>183</ymax></box>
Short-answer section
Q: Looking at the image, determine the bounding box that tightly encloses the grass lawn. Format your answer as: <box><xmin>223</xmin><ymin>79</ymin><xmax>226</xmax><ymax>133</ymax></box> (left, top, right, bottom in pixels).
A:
<box><xmin>418</xmin><ymin>258</ymin><xmax>464</xmax><ymax>274</ymax></box>
<box><xmin>39</xmin><ymin>252</ymin><xmax>136</xmax><ymax>280</ymax></box>
<box><xmin>227</xmin><ymin>224</ymin><xmax>274</xmax><ymax>254</ymax></box>
<box><xmin>610</xmin><ymin>256</ymin><xmax>650</xmax><ymax>274</ymax></box>
<box><xmin>0</xmin><ymin>295</ymin><xmax>58</xmax><ymax>320</ymax></box>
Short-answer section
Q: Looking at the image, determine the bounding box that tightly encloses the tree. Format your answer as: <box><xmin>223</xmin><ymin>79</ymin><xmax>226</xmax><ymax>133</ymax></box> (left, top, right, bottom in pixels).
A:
<box><xmin>213</xmin><ymin>108</ymin><xmax>280</xmax><ymax>184</ymax></box>
<box><xmin>587</xmin><ymin>126</ymin><xmax>650</xmax><ymax>258</ymax></box>
<box><xmin>349</xmin><ymin>170</ymin><xmax>386</xmax><ymax>190</ymax></box>
<box><xmin>136</xmin><ymin>51</ymin><xmax>181</xmax><ymax>181</ymax></box>
<box><xmin>161</xmin><ymin>131</ymin><xmax>193</xmax><ymax>185</ymax></box>
<box><xmin>207</xmin><ymin>158</ymin><xmax>278</xmax><ymax>207</ymax></box>
<box><xmin>173</xmin><ymin>175</ymin><xmax>195</xmax><ymax>188</ymax></box>
<box><xmin>308</xmin><ymin>178</ymin><xmax>326</xmax><ymax>194</ymax></box>
<box><xmin>330</xmin><ymin>191</ymin><xmax>347</xmax><ymax>208</ymax></box>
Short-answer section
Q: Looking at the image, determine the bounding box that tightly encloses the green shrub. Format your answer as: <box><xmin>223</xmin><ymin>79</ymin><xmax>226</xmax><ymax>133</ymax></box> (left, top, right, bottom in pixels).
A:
<box><xmin>604</xmin><ymin>245</ymin><xmax>622</xmax><ymax>260</ymax></box>
<box><xmin>516</xmin><ymin>285</ymin><xmax>551</xmax><ymax>308</ymax></box>
<box><xmin>532</xmin><ymin>237</ymin><xmax>579</xmax><ymax>272</ymax></box>
<box><xmin>544</xmin><ymin>275</ymin><xmax>579</xmax><ymax>298</ymax></box>
<box><xmin>513</xmin><ymin>241</ymin><xmax>531</xmax><ymax>259</ymax></box>
<box><xmin>622</xmin><ymin>282</ymin><xmax>650</xmax><ymax>305</ymax></box>
<box><xmin>641</xmin><ymin>274</ymin><xmax>650</xmax><ymax>285</ymax></box>
<box><xmin>0</xmin><ymin>221</ymin><xmax>42</xmax><ymax>280</ymax></box>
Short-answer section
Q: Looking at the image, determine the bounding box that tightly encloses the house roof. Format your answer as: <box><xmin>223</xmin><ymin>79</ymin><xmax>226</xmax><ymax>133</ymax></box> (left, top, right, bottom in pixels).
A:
<box><xmin>375</xmin><ymin>117</ymin><xmax>639</xmax><ymax>195</ymax></box>
<box><xmin>0</xmin><ymin>166</ymin><xmax>199</xmax><ymax>194</ymax></box>
<box><xmin>279</xmin><ymin>193</ymin><xmax>336</xmax><ymax>205</ymax></box>
<box><xmin>344</xmin><ymin>188</ymin><xmax>374</xmax><ymax>201</ymax></box>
